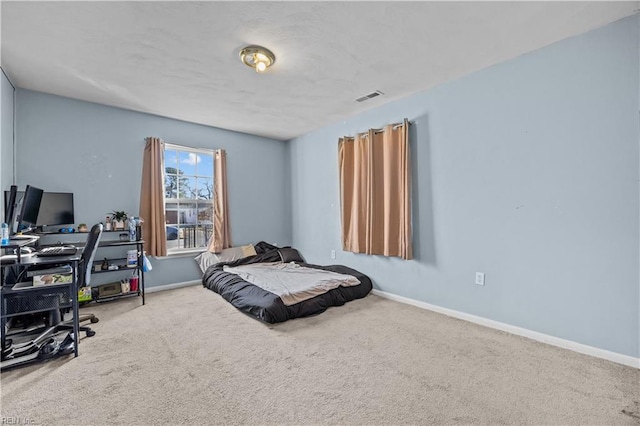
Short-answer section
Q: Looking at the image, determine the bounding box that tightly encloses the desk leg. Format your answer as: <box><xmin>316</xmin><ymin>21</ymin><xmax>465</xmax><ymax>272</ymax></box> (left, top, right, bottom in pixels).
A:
<box><xmin>72</xmin><ymin>261</ymin><xmax>79</xmax><ymax>357</ymax></box>
<box><xmin>1</xmin><ymin>313</ymin><xmax>5</xmax><ymax>360</ymax></box>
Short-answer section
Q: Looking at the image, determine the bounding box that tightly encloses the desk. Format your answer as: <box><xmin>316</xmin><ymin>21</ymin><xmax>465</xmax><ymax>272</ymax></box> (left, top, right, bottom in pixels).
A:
<box><xmin>1</xmin><ymin>235</ymin><xmax>40</xmax><ymax>264</ymax></box>
<box><xmin>8</xmin><ymin>235</ymin><xmax>40</xmax><ymax>245</ymax></box>
<box><xmin>0</xmin><ymin>253</ymin><xmax>80</xmax><ymax>369</ymax></box>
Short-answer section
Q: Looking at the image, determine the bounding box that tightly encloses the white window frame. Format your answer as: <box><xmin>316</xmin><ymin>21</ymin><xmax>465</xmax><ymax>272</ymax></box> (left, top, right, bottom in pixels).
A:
<box><xmin>163</xmin><ymin>142</ymin><xmax>215</xmax><ymax>255</ymax></box>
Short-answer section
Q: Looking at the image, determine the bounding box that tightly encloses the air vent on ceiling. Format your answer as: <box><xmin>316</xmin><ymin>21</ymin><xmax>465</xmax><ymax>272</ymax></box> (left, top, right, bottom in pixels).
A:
<box><xmin>356</xmin><ymin>90</ymin><xmax>384</xmax><ymax>103</ymax></box>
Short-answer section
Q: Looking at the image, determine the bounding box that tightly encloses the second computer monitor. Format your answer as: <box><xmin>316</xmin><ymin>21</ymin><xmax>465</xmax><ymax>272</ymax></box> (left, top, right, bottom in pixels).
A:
<box><xmin>15</xmin><ymin>185</ymin><xmax>44</xmax><ymax>233</ymax></box>
<box><xmin>37</xmin><ymin>192</ymin><xmax>75</xmax><ymax>228</ymax></box>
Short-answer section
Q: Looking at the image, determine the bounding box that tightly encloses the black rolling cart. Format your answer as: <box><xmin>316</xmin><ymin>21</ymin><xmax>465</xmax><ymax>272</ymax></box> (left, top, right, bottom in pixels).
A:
<box><xmin>0</xmin><ymin>252</ymin><xmax>81</xmax><ymax>370</ymax></box>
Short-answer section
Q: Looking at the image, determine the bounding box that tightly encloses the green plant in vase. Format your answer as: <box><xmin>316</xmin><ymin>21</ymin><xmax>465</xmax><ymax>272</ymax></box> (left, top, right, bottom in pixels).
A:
<box><xmin>111</xmin><ymin>210</ymin><xmax>128</xmax><ymax>230</ymax></box>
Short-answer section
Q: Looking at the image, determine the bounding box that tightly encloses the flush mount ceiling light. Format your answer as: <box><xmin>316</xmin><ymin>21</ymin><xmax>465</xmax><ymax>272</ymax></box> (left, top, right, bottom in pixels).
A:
<box><xmin>240</xmin><ymin>45</ymin><xmax>276</xmax><ymax>73</ymax></box>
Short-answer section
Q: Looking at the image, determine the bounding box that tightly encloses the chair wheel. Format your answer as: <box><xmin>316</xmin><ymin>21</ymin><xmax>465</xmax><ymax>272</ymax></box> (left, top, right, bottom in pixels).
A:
<box><xmin>90</xmin><ymin>317</ymin><xmax>99</xmax><ymax>324</ymax></box>
<box><xmin>85</xmin><ymin>329</ymin><xmax>96</xmax><ymax>337</ymax></box>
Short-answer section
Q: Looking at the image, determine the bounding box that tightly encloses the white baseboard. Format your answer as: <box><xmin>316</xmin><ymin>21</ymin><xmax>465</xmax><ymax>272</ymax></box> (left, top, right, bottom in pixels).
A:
<box><xmin>371</xmin><ymin>289</ymin><xmax>640</xmax><ymax>369</ymax></box>
<box><xmin>145</xmin><ymin>280</ymin><xmax>201</xmax><ymax>294</ymax></box>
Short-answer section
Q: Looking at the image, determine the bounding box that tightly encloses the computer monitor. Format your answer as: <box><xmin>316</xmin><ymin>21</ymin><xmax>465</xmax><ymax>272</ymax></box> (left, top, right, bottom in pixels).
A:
<box><xmin>3</xmin><ymin>185</ymin><xmax>17</xmax><ymax>226</ymax></box>
<box><xmin>14</xmin><ymin>185</ymin><xmax>44</xmax><ymax>234</ymax></box>
<box><xmin>4</xmin><ymin>190</ymin><xmax>75</xmax><ymax>231</ymax></box>
<box><xmin>37</xmin><ymin>192</ymin><xmax>75</xmax><ymax>228</ymax></box>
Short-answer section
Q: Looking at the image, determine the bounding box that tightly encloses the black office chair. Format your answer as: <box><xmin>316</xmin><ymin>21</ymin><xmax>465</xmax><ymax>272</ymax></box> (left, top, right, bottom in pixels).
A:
<box><xmin>55</xmin><ymin>222</ymin><xmax>103</xmax><ymax>336</ymax></box>
<box><xmin>1</xmin><ymin>224</ymin><xmax>103</xmax><ymax>365</ymax></box>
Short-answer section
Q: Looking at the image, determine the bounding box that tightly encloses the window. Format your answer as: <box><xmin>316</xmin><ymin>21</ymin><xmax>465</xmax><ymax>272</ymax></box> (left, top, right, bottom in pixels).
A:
<box><xmin>163</xmin><ymin>143</ymin><xmax>214</xmax><ymax>253</ymax></box>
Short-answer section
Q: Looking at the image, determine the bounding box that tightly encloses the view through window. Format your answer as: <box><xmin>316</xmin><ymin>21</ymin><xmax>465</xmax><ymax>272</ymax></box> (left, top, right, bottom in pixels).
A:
<box><xmin>163</xmin><ymin>144</ymin><xmax>214</xmax><ymax>252</ymax></box>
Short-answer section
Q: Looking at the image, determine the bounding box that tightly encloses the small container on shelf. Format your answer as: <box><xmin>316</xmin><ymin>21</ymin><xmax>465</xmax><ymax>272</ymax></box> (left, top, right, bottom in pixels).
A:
<box><xmin>135</xmin><ymin>217</ymin><xmax>143</xmax><ymax>241</ymax></box>
<box><xmin>130</xmin><ymin>275</ymin><xmax>139</xmax><ymax>292</ymax></box>
<box><xmin>126</xmin><ymin>250</ymin><xmax>137</xmax><ymax>268</ymax></box>
<box><xmin>128</xmin><ymin>219</ymin><xmax>136</xmax><ymax>242</ymax></box>
<box><xmin>78</xmin><ymin>286</ymin><xmax>92</xmax><ymax>303</ymax></box>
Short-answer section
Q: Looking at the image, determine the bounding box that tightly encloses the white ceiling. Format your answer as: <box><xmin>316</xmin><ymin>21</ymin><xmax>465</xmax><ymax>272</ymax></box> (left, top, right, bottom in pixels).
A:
<box><xmin>2</xmin><ymin>1</ymin><xmax>638</xmax><ymax>141</ymax></box>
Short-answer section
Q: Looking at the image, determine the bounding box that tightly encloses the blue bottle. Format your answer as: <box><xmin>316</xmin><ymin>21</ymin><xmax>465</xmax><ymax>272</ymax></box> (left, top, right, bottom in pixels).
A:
<box><xmin>1</xmin><ymin>223</ymin><xmax>8</xmax><ymax>246</ymax></box>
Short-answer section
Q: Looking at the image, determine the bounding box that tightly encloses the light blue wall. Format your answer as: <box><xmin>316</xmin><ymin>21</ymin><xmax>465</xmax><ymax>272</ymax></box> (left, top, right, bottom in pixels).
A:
<box><xmin>15</xmin><ymin>90</ymin><xmax>291</xmax><ymax>287</ymax></box>
<box><xmin>9</xmin><ymin>15</ymin><xmax>639</xmax><ymax>358</ymax></box>
<box><xmin>0</xmin><ymin>69</ymin><xmax>15</xmax><ymax>216</ymax></box>
<box><xmin>289</xmin><ymin>16</ymin><xmax>640</xmax><ymax>358</ymax></box>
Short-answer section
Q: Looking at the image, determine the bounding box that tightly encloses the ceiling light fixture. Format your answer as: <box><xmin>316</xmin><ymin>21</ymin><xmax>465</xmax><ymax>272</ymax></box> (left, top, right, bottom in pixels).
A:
<box><xmin>240</xmin><ymin>45</ymin><xmax>276</xmax><ymax>73</ymax></box>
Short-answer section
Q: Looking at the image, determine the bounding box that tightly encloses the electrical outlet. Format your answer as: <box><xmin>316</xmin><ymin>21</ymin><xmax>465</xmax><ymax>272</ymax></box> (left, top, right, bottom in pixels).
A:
<box><xmin>331</xmin><ymin>250</ymin><xmax>336</xmax><ymax>259</ymax></box>
<box><xmin>475</xmin><ymin>272</ymin><xmax>485</xmax><ymax>286</ymax></box>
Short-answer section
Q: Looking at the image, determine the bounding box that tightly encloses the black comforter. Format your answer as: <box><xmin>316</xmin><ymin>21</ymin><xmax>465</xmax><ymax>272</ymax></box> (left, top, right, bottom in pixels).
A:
<box><xmin>202</xmin><ymin>243</ymin><xmax>372</xmax><ymax>323</ymax></box>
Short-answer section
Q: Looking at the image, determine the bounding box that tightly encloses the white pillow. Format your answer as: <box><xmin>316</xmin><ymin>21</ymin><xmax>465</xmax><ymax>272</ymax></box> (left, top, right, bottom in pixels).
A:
<box><xmin>217</xmin><ymin>244</ymin><xmax>257</xmax><ymax>263</ymax></box>
<box><xmin>194</xmin><ymin>252</ymin><xmax>220</xmax><ymax>274</ymax></box>
<box><xmin>241</xmin><ymin>244</ymin><xmax>257</xmax><ymax>258</ymax></box>
<box><xmin>194</xmin><ymin>244</ymin><xmax>257</xmax><ymax>274</ymax></box>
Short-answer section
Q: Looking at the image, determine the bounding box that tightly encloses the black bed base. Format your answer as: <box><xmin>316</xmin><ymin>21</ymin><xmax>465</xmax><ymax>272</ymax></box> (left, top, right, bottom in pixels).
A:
<box><xmin>202</xmin><ymin>244</ymin><xmax>372</xmax><ymax>323</ymax></box>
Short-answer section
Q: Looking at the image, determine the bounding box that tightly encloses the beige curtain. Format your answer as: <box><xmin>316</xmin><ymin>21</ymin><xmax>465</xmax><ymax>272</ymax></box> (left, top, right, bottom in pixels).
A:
<box><xmin>208</xmin><ymin>149</ymin><xmax>231</xmax><ymax>252</ymax></box>
<box><xmin>139</xmin><ymin>137</ymin><xmax>167</xmax><ymax>257</ymax></box>
<box><xmin>339</xmin><ymin>119</ymin><xmax>412</xmax><ymax>260</ymax></box>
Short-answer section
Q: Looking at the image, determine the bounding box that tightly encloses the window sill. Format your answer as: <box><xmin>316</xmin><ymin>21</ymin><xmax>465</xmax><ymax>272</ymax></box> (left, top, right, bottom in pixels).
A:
<box><xmin>156</xmin><ymin>248</ymin><xmax>207</xmax><ymax>259</ymax></box>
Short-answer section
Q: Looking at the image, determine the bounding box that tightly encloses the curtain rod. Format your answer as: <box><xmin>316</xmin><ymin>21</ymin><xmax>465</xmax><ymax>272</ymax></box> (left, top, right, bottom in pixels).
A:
<box><xmin>341</xmin><ymin>120</ymin><xmax>412</xmax><ymax>139</ymax></box>
<box><xmin>371</xmin><ymin>120</ymin><xmax>412</xmax><ymax>132</ymax></box>
<box><xmin>151</xmin><ymin>139</ymin><xmax>220</xmax><ymax>155</ymax></box>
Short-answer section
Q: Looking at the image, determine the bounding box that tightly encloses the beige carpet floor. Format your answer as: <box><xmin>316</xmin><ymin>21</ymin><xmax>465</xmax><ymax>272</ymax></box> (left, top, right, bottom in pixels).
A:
<box><xmin>1</xmin><ymin>285</ymin><xmax>638</xmax><ymax>425</ymax></box>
